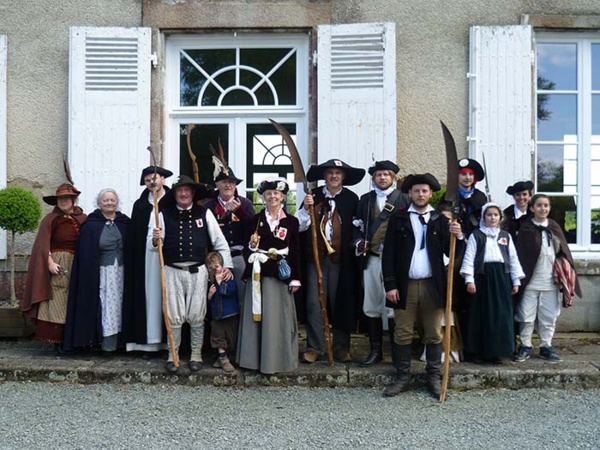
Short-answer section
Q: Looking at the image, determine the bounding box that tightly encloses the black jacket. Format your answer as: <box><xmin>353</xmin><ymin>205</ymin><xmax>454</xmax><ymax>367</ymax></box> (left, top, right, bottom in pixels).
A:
<box><xmin>382</xmin><ymin>208</ymin><xmax>463</xmax><ymax>309</ymax></box>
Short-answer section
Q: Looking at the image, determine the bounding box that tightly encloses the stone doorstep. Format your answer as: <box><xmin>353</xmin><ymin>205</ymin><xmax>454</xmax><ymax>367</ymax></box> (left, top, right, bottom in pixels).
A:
<box><xmin>0</xmin><ymin>358</ymin><xmax>599</xmax><ymax>390</ymax></box>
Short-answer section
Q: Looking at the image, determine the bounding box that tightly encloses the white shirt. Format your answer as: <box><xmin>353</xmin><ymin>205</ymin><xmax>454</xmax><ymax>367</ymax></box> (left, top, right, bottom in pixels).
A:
<box><xmin>408</xmin><ymin>204</ymin><xmax>434</xmax><ymax>279</ymax></box>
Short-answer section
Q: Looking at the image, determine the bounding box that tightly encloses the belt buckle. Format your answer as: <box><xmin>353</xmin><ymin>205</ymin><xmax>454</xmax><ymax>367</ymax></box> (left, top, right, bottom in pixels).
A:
<box><xmin>384</xmin><ymin>203</ymin><xmax>395</xmax><ymax>212</ymax></box>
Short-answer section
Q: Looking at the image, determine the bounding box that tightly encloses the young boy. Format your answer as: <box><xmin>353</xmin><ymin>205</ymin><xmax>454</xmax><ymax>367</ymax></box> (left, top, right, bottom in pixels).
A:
<box><xmin>206</xmin><ymin>251</ymin><xmax>239</xmax><ymax>372</ymax></box>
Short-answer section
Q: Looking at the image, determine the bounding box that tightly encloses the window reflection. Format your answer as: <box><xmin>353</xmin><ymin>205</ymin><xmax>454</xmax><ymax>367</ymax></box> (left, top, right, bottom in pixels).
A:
<box><xmin>547</xmin><ymin>196</ymin><xmax>577</xmax><ymax>244</ymax></box>
<box><xmin>537</xmin><ymin>94</ymin><xmax>577</xmax><ymax>141</ymax></box>
<box><xmin>537</xmin><ymin>43</ymin><xmax>577</xmax><ymax>91</ymax></box>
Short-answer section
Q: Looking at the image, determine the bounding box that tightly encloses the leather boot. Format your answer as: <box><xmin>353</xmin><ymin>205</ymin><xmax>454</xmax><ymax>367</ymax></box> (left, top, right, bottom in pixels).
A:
<box><xmin>383</xmin><ymin>343</ymin><xmax>412</xmax><ymax>397</ymax></box>
<box><xmin>388</xmin><ymin>318</ymin><xmax>397</xmax><ymax>365</ymax></box>
<box><xmin>425</xmin><ymin>343</ymin><xmax>443</xmax><ymax>400</ymax></box>
<box><xmin>165</xmin><ymin>327</ymin><xmax>182</xmax><ymax>373</ymax></box>
<box><xmin>189</xmin><ymin>325</ymin><xmax>205</xmax><ymax>372</ymax></box>
<box><xmin>360</xmin><ymin>317</ymin><xmax>383</xmax><ymax>367</ymax></box>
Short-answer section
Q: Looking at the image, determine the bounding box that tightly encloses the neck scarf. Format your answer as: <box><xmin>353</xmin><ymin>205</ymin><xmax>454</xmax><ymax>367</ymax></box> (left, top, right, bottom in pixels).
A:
<box><xmin>532</xmin><ymin>218</ymin><xmax>552</xmax><ymax>247</ymax></box>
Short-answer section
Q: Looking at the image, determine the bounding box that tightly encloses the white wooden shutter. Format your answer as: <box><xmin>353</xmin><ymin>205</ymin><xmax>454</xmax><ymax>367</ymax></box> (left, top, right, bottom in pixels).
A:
<box><xmin>318</xmin><ymin>23</ymin><xmax>396</xmax><ymax>195</ymax></box>
<box><xmin>69</xmin><ymin>27</ymin><xmax>152</xmax><ymax>215</ymax></box>
<box><xmin>0</xmin><ymin>35</ymin><xmax>7</xmax><ymax>259</ymax></box>
<box><xmin>469</xmin><ymin>25</ymin><xmax>534</xmax><ymax>205</ymax></box>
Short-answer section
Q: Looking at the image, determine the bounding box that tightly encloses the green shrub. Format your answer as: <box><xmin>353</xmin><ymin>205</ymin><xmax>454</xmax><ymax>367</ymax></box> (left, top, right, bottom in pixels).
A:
<box><xmin>0</xmin><ymin>186</ymin><xmax>42</xmax><ymax>303</ymax></box>
<box><xmin>0</xmin><ymin>186</ymin><xmax>42</xmax><ymax>234</ymax></box>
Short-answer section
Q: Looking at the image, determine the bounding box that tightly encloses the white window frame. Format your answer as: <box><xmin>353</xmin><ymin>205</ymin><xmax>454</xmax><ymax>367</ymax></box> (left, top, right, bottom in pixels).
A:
<box><xmin>164</xmin><ymin>33</ymin><xmax>309</xmax><ymax>197</ymax></box>
<box><xmin>0</xmin><ymin>35</ymin><xmax>7</xmax><ymax>259</ymax></box>
<box><xmin>535</xmin><ymin>32</ymin><xmax>600</xmax><ymax>252</ymax></box>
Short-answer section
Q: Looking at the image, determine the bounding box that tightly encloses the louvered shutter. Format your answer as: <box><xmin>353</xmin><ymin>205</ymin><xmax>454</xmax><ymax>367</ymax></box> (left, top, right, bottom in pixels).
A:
<box><xmin>0</xmin><ymin>35</ymin><xmax>6</xmax><ymax>259</ymax></box>
<box><xmin>318</xmin><ymin>23</ymin><xmax>396</xmax><ymax>195</ymax></box>
<box><xmin>469</xmin><ymin>25</ymin><xmax>534</xmax><ymax>205</ymax></box>
<box><xmin>69</xmin><ymin>27</ymin><xmax>152</xmax><ymax>215</ymax></box>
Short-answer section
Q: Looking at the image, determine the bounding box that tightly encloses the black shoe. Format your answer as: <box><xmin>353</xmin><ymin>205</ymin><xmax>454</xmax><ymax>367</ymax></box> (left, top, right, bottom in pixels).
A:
<box><xmin>383</xmin><ymin>374</ymin><xmax>410</xmax><ymax>397</ymax></box>
<box><xmin>360</xmin><ymin>346</ymin><xmax>383</xmax><ymax>367</ymax></box>
<box><xmin>189</xmin><ymin>360</ymin><xmax>202</xmax><ymax>372</ymax></box>
<box><xmin>165</xmin><ymin>361</ymin><xmax>178</xmax><ymax>373</ymax></box>
<box><xmin>427</xmin><ymin>377</ymin><xmax>442</xmax><ymax>400</ymax></box>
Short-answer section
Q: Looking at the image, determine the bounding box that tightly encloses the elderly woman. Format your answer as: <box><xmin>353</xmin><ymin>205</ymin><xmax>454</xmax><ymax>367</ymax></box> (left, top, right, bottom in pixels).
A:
<box><xmin>21</xmin><ymin>183</ymin><xmax>87</xmax><ymax>350</ymax></box>
<box><xmin>236</xmin><ymin>177</ymin><xmax>301</xmax><ymax>374</ymax></box>
<box><xmin>64</xmin><ymin>189</ymin><xmax>130</xmax><ymax>352</ymax></box>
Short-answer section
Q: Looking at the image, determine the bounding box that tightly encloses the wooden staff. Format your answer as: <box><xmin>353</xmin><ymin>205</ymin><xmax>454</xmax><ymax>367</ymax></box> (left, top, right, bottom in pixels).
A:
<box><xmin>269</xmin><ymin>119</ymin><xmax>333</xmax><ymax>365</ymax></box>
<box><xmin>186</xmin><ymin>124</ymin><xmax>200</xmax><ymax>183</ymax></box>
<box><xmin>147</xmin><ymin>147</ymin><xmax>179</xmax><ymax>368</ymax></box>
<box><xmin>440</xmin><ymin>121</ymin><xmax>459</xmax><ymax>404</ymax></box>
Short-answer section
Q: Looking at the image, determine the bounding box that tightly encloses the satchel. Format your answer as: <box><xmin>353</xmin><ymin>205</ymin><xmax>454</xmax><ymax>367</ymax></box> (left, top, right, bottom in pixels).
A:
<box><xmin>277</xmin><ymin>258</ymin><xmax>291</xmax><ymax>280</ymax></box>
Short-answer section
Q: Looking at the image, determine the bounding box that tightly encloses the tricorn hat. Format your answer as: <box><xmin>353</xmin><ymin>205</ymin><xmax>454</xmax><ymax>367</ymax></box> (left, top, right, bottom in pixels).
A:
<box><xmin>163</xmin><ymin>175</ymin><xmax>215</xmax><ymax>205</ymax></box>
<box><xmin>306</xmin><ymin>159</ymin><xmax>366</xmax><ymax>186</ymax></box>
<box><xmin>401</xmin><ymin>173</ymin><xmax>441</xmax><ymax>193</ymax></box>
<box><xmin>139</xmin><ymin>166</ymin><xmax>173</xmax><ymax>186</ymax></box>
<box><xmin>256</xmin><ymin>177</ymin><xmax>290</xmax><ymax>195</ymax></box>
<box><xmin>214</xmin><ymin>168</ymin><xmax>243</xmax><ymax>185</ymax></box>
<box><xmin>458</xmin><ymin>158</ymin><xmax>485</xmax><ymax>183</ymax></box>
<box><xmin>506</xmin><ymin>180</ymin><xmax>534</xmax><ymax>196</ymax></box>
<box><xmin>42</xmin><ymin>183</ymin><xmax>81</xmax><ymax>206</ymax></box>
<box><xmin>368</xmin><ymin>160</ymin><xmax>400</xmax><ymax>176</ymax></box>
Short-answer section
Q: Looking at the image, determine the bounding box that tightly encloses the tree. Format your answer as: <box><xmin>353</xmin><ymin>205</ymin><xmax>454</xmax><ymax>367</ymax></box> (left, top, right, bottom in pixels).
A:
<box><xmin>0</xmin><ymin>187</ymin><xmax>42</xmax><ymax>304</ymax></box>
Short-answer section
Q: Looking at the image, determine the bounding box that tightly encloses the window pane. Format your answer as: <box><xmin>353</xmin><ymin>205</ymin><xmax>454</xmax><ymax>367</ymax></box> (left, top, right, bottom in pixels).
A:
<box><xmin>180</xmin><ymin>47</ymin><xmax>297</xmax><ymax>107</ymax></box>
<box><xmin>537</xmin><ymin>43</ymin><xmax>577</xmax><ymax>91</ymax></box>
<box><xmin>592</xmin><ymin>196</ymin><xmax>600</xmax><ymax>243</ymax></box>
<box><xmin>537</xmin><ymin>144</ymin><xmax>578</xmax><ymax>192</ymax></box>
<box><xmin>592</xmin><ymin>43</ymin><xmax>600</xmax><ymax>91</ymax></box>
<box><xmin>179</xmin><ymin>124</ymin><xmax>229</xmax><ymax>184</ymax></box>
<box><xmin>180</xmin><ymin>49</ymin><xmax>236</xmax><ymax>107</ymax></box>
<box><xmin>547</xmin><ymin>195</ymin><xmax>577</xmax><ymax>244</ymax></box>
<box><xmin>593</xmin><ymin>94</ymin><xmax>600</xmax><ymax>135</ymax></box>
<box><xmin>537</xmin><ymin>94</ymin><xmax>577</xmax><ymax>141</ymax></box>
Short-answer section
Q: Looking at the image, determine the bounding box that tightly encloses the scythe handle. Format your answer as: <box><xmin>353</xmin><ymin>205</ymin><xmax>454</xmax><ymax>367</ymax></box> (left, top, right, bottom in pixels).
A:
<box><xmin>308</xmin><ymin>199</ymin><xmax>334</xmax><ymax>365</ymax></box>
<box><xmin>440</xmin><ymin>227</ymin><xmax>456</xmax><ymax>404</ymax></box>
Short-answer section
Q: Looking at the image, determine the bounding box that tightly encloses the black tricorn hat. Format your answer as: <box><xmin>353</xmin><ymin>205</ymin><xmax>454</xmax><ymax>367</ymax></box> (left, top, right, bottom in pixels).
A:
<box><xmin>214</xmin><ymin>168</ymin><xmax>243</xmax><ymax>185</ymax></box>
<box><xmin>401</xmin><ymin>173</ymin><xmax>441</xmax><ymax>193</ymax></box>
<box><xmin>306</xmin><ymin>159</ymin><xmax>366</xmax><ymax>186</ymax></box>
<box><xmin>256</xmin><ymin>177</ymin><xmax>290</xmax><ymax>195</ymax></box>
<box><xmin>163</xmin><ymin>175</ymin><xmax>214</xmax><ymax>205</ymax></box>
<box><xmin>368</xmin><ymin>160</ymin><xmax>400</xmax><ymax>176</ymax></box>
<box><xmin>458</xmin><ymin>158</ymin><xmax>485</xmax><ymax>183</ymax></box>
<box><xmin>139</xmin><ymin>166</ymin><xmax>173</xmax><ymax>186</ymax></box>
<box><xmin>506</xmin><ymin>180</ymin><xmax>534</xmax><ymax>196</ymax></box>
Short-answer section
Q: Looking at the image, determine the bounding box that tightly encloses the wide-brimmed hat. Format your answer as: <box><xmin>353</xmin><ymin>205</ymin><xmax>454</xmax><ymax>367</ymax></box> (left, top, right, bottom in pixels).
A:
<box><xmin>43</xmin><ymin>183</ymin><xmax>81</xmax><ymax>206</ymax></box>
<box><xmin>506</xmin><ymin>180</ymin><xmax>534</xmax><ymax>196</ymax></box>
<box><xmin>164</xmin><ymin>175</ymin><xmax>214</xmax><ymax>204</ymax></box>
<box><xmin>257</xmin><ymin>177</ymin><xmax>289</xmax><ymax>195</ymax></box>
<box><xmin>401</xmin><ymin>173</ymin><xmax>441</xmax><ymax>193</ymax></box>
<box><xmin>368</xmin><ymin>160</ymin><xmax>400</xmax><ymax>176</ymax></box>
<box><xmin>214</xmin><ymin>168</ymin><xmax>243</xmax><ymax>185</ymax></box>
<box><xmin>458</xmin><ymin>158</ymin><xmax>485</xmax><ymax>183</ymax></box>
<box><xmin>306</xmin><ymin>159</ymin><xmax>365</xmax><ymax>186</ymax></box>
<box><xmin>139</xmin><ymin>166</ymin><xmax>173</xmax><ymax>186</ymax></box>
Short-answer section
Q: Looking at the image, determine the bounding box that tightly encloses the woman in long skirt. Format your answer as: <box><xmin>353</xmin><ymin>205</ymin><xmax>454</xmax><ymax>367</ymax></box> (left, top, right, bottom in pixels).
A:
<box><xmin>237</xmin><ymin>177</ymin><xmax>300</xmax><ymax>374</ymax></box>
<box><xmin>460</xmin><ymin>202</ymin><xmax>524</xmax><ymax>361</ymax></box>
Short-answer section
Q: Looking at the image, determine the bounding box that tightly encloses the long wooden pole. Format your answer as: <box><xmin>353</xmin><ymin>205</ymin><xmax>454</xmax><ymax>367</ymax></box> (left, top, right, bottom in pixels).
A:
<box><xmin>440</xmin><ymin>230</ymin><xmax>456</xmax><ymax>404</ymax></box>
<box><xmin>307</xmin><ymin>193</ymin><xmax>334</xmax><ymax>365</ymax></box>
<box><xmin>152</xmin><ymin>188</ymin><xmax>179</xmax><ymax>368</ymax></box>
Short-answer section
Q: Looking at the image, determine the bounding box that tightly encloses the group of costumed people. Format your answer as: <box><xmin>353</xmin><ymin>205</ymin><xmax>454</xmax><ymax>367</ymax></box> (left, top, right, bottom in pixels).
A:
<box><xmin>19</xmin><ymin>150</ymin><xmax>581</xmax><ymax>400</ymax></box>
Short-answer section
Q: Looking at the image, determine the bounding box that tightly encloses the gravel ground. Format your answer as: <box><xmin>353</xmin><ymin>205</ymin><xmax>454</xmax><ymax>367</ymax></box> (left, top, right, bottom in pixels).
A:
<box><xmin>0</xmin><ymin>383</ymin><xmax>598</xmax><ymax>449</ymax></box>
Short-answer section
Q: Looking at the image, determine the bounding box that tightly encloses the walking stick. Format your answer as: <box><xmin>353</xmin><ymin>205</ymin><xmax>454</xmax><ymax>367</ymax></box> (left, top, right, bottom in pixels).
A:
<box><xmin>269</xmin><ymin>119</ymin><xmax>334</xmax><ymax>365</ymax></box>
<box><xmin>147</xmin><ymin>147</ymin><xmax>179</xmax><ymax>368</ymax></box>
<box><xmin>440</xmin><ymin>121</ymin><xmax>460</xmax><ymax>403</ymax></box>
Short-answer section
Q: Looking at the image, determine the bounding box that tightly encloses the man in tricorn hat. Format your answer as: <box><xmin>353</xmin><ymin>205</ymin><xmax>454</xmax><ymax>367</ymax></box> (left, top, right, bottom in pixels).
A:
<box><xmin>123</xmin><ymin>166</ymin><xmax>173</xmax><ymax>354</ymax></box>
<box><xmin>502</xmin><ymin>180</ymin><xmax>534</xmax><ymax>239</ymax></box>
<box><xmin>296</xmin><ymin>158</ymin><xmax>365</xmax><ymax>363</ymax></box>
<box><xmin>352</xmin><ymin>160</ymin><xmax>410</xmax><ymax>366</ymax></box>
<box><xmin>204</xmin><ymin>165</ymin><xmax>255</xmax><ymax>301</ymax></box>
<box><xmin>150</xmin><ymin>175</ymin><xmax>233</xmax><ymax>373</ymax></box>
<box><xmin>381</xmin><ymin>173</ymin><xmax>464</xmax><ymax>399</ymax></box>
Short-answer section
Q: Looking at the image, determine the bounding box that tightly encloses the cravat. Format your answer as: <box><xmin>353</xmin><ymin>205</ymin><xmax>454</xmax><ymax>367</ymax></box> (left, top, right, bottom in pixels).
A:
<box><xmin>535</xmin><ymin>224</ymin><xmax>553</xmax><ymax>247</ymax></box>
<box><xmin>411</xmin><ymin>212</ymin><xmax>427</xmax><ymax>250</ymax></box>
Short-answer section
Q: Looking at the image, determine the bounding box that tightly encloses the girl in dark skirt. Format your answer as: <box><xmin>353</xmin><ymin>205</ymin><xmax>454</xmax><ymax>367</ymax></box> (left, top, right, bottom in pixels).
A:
<box><xmin>460</xmin><ymin>203</ymin><xmax>525</xmax><ymax>362</ymax></box>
